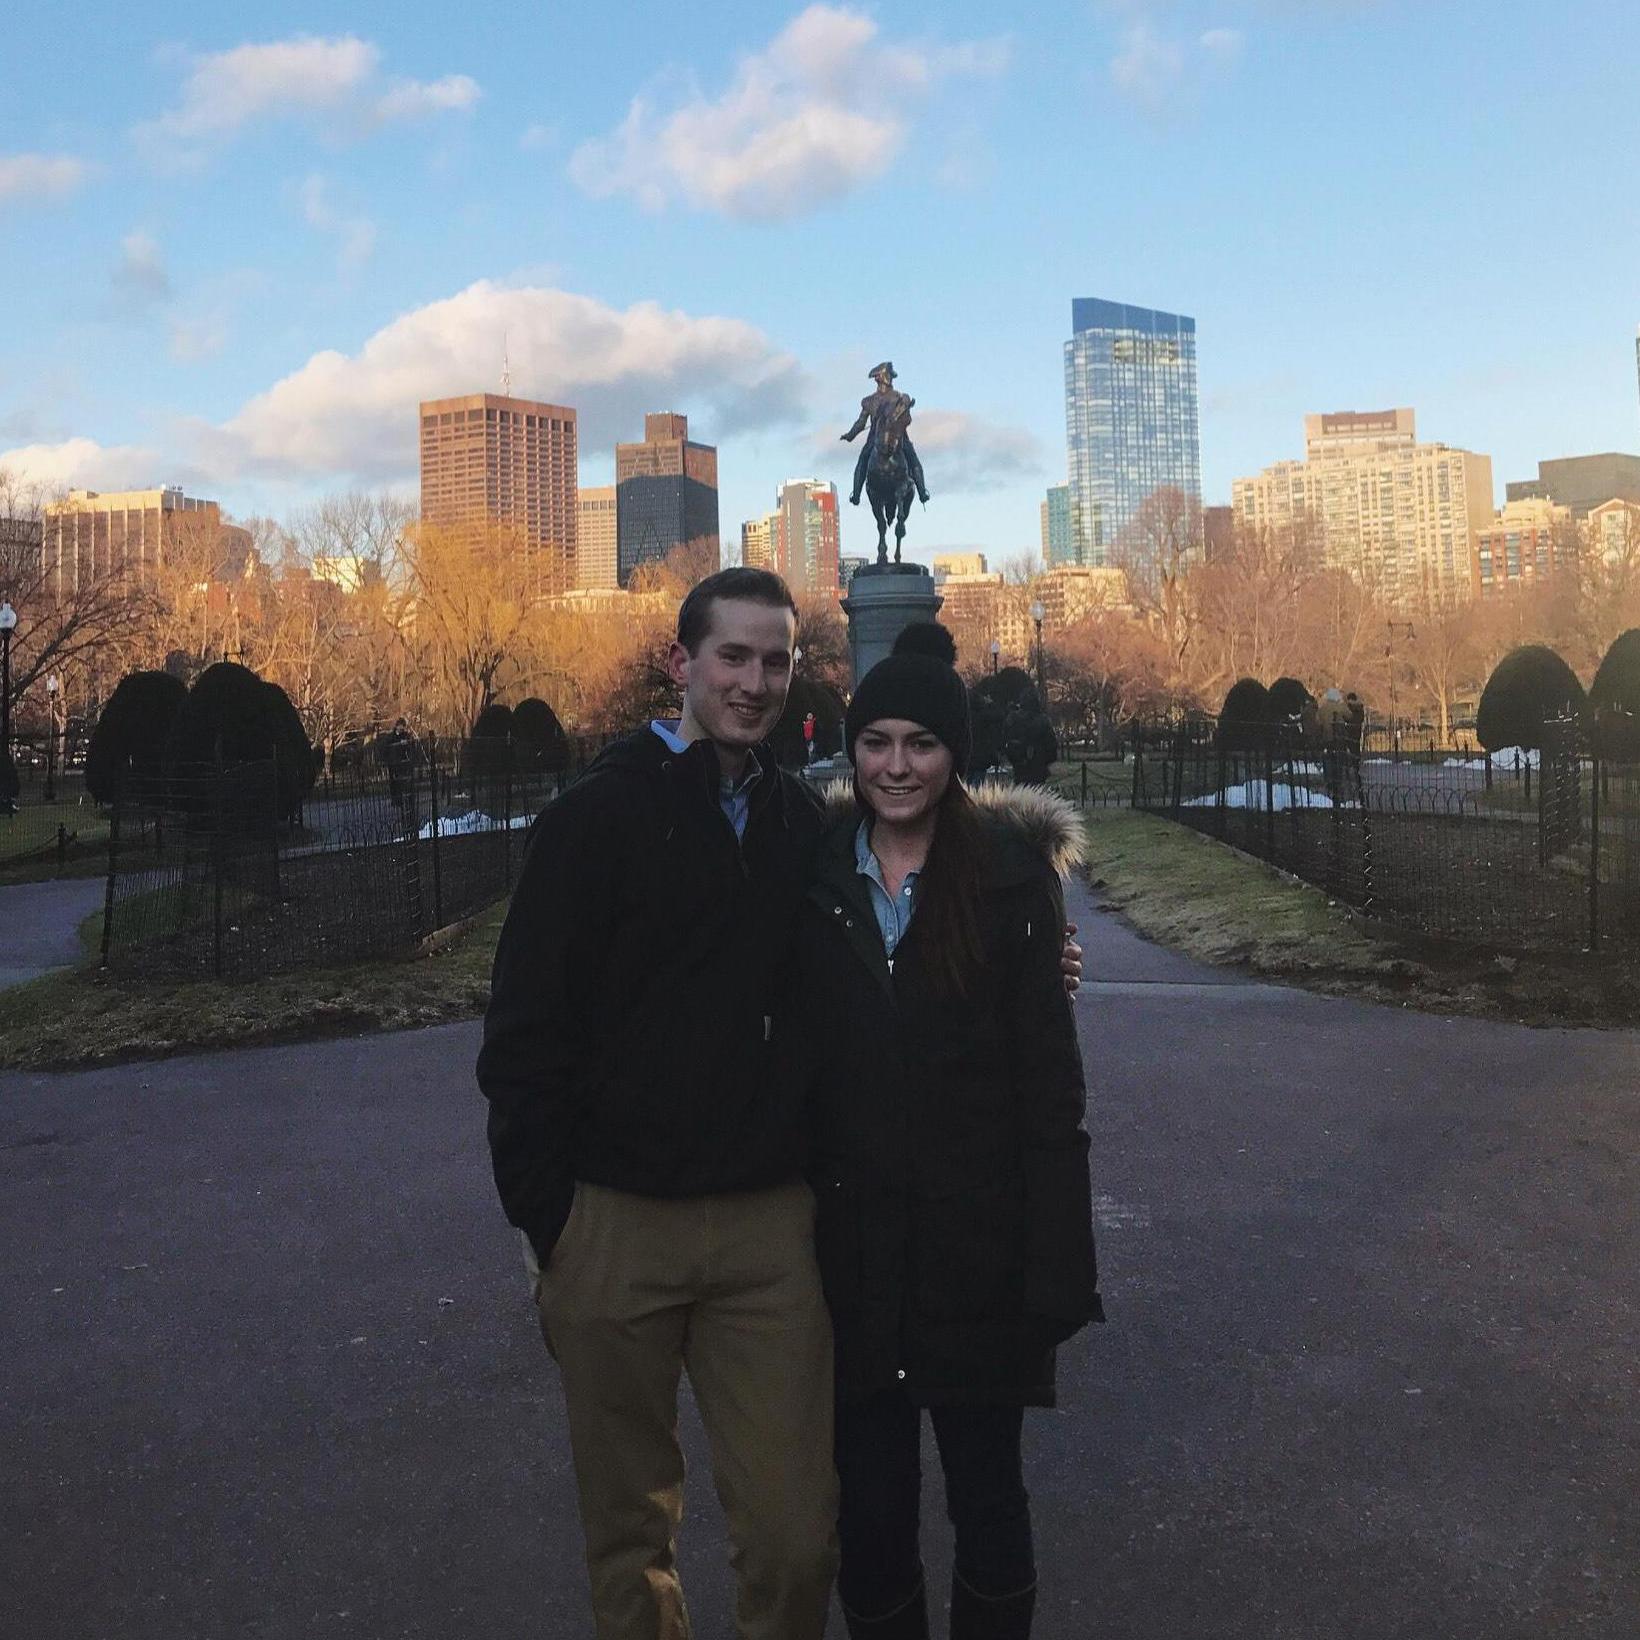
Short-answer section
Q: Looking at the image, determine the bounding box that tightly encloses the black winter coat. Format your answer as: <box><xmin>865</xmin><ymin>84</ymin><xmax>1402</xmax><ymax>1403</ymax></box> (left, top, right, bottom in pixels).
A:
<box><xmin>797</xmin><ymin>784</ymin><xmax>1103</xmax><ymax>1408</ymax></box>
<box><xmin>478</xmin><ymin>729</ymin><xmax>824</xmax><ymax>1260</ymax></box>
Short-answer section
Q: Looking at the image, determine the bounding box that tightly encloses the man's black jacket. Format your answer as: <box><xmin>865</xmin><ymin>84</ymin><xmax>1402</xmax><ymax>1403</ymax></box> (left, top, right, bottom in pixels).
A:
<box><xmin>477</xmin><ymin>729</ymin><xmax>825</xmax><ymax>1259</ymax></box>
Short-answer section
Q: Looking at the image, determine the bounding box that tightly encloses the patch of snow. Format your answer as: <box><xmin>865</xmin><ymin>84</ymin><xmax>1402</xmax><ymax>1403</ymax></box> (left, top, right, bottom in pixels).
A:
<box><xmin>1443</xmin><ymin>747</ymin><xmax>1539</xmax><ymax>772</ymax></box>
<box><xmin>1184</xmin><ymin>780</ymin><xmax>1353</xmax><ymax>811</ymax></box>
<box><xmin>417</xmin><ymin>810</ymin><xmax>534</xmax><ymax>839</ymax></box>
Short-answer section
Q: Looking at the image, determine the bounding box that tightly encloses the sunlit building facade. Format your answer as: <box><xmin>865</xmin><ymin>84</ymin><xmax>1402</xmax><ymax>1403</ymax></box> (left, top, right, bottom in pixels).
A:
<box><xmin>1232</xmin><ymin>410</ymin><xmax>1494</xmax><ymax>606</ymax></box>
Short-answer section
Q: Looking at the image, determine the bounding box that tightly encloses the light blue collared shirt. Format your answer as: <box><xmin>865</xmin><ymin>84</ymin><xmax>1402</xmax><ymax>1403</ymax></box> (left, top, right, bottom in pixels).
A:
<box><xmin>855</xmin><ymin>819</ymin><xmax>921</xmax><ymax>959</ymax></box>
<box><xmin>650</xmin><ymin>720</ymin><xmax>762</xmax><ymax>840</ymax></box>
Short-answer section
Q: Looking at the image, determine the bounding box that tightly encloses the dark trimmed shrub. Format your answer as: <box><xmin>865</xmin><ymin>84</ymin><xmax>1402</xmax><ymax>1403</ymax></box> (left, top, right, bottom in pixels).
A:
<box><xmin>1218</xmin><ymin>678</ymin><xmax>1271</xmax><ymax>751</ymax></box>
<box><xmin>1475</xmin><ymin>646</ymin><xmax>1585</xmax><ymax>752</ymax></box>
<box><xmin>1589</xmin><ymin>629</ymin><xmax>1640</xmax><ymax>757</ymax></box>
<box><xmin>167</xmin><ymin>662</ymin><xmax>304</xmax><ymax>828</ymax></box>
<box><xmin>1267</xmin><ymin>677</ymin><xmax>1313</xmax><ymax>722</ymax></box>
<box><xmin>512</xmin><ymin>697</ymin><xmax>569</xmax><ymax>772</ymax></box>
<box><xmin>0</xmin><ymin>746</ymin><xmax>17</xmax><ymax>806</ymax></box>
<box><xmin>771</xmin><ymin>678</ymin><xmax>845</xmax><ymax>767</ymax></box>
<box><xmin>86</xmin><ymin>670</ymin><xmax>187</xmax><ymax>804</ymax></box>
<box><xmin>261</xmin><ymin>681</ymin><xmax>315</xmax><ymax>815</ymax></box>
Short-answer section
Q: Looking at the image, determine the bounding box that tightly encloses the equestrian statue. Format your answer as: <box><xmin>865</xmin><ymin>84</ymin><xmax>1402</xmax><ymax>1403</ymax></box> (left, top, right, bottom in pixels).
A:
<box><xmin>839</xmin><ymin>361</ymin><xmax>931</xmax><ymax>565</ymax></box>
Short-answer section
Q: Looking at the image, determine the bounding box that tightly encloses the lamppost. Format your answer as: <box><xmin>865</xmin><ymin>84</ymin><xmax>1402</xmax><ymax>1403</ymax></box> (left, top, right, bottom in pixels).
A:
<box><xmin>1030</xmin><ymin>600</ymin><xmax>1046</xmax><ymax>702</ymax></box>
<box><xmin>988</xmin><ymin>638</ymin><xmax>1000</xmax><ymax>675</ymax></box>
<box><xmin>1385</xmin><ymin>618</ymin><xmax>1415</xmax><ymax>761</ymax></box>
<box><xmin>44</xmin><ymin>672</ymin><xmax>61</xmax><ymax>801</ymax></box>
<box><xmin>0</xmin><ymin>601</ymin><xmax>15</xmax><ymax>771</ymax></box>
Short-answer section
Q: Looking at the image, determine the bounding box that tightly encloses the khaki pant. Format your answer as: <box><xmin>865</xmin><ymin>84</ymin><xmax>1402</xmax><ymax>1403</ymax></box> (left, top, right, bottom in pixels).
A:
<box><xmin>530</xmin><ymin>1179</ymin><xmax>839</xmax><ymax>1640</ymax></box>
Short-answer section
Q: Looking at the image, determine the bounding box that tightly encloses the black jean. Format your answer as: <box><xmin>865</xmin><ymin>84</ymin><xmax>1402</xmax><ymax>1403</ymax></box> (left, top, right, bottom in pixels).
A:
<box><xmin>834</xmin><ymin>1386</ymin><xmax>1034</xmax><ymax>1620</ymax></box>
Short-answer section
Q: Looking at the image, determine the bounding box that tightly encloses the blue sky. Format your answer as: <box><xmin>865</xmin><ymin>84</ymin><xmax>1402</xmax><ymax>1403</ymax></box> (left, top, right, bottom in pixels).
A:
<box><xmin>4</xmin><ymin>0</ymin><xmax>1639</xmax><ymax>567</ymax></box>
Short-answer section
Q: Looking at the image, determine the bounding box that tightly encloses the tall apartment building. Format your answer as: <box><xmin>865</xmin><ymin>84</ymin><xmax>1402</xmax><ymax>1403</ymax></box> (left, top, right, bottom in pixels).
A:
<box><xmin>1064</xmin><ymin>297</ymin><xmax>1200</xmax><ymax>570</ymax></box>
<box><xmin>576</xmin><ymin>486</ymin><xmax>618</xmax><ymax>589</ymax></box>
<box><xmin>1231</xmin><ymin>409</ymin><xmax>1494</xmax><ymax>605</ymax></box>
<box><xmin>419</xmin><ymin>393</ymin><xmax>579</xmax><ymax>590</ymax></box>
<box><xmin>740</xmin><ymin>512</ymin><xmax>777</xmax><ymax>572</ymax></box>
<box><xmin>1040</xmin><ymin>484</ymin><xmax>1079</xmax><ymax>566</ymax></box>
<box><xmin>1505</xmin><ymin>452</ymin><xmax>1640</xmax><ymax>517</ymax></box>
<box><xmin>1475</xmin><ymin>497</ymin><xmax>1572</xmax><ymax>597</ymax></box>
<box><xmin>39</xmin><ymin>486</ymin><xmax>248</xmax><ymax>597</ymax></box>
<box><xmin>615</xmin><ymin>413</ymin><xmax>719</xmax><ymax>586</ymax></box>
<box><xmin>773</xmin><ymin>479</ymin><xmax>840</xmax><ymax>597</ymax></box>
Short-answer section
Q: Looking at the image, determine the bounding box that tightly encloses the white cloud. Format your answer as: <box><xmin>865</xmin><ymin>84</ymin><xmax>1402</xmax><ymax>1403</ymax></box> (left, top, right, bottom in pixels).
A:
<box><xmin>896</xmin><ymin>410</ymin><xmax>1045</xmax><ymax>494</ymax></box>
<box><xmin>1110</xmin><ymin>19</ymin><xmax>1243</xmax><ymax>111</ymax></box>
<box><xmin>169</xmin><ymin>313</ymin><xmax>229</xmax><ymax>363</ymax></box>
<box><xmin>569</xmin><ymin>5</ymin><xmax>1008</xmax><ymax>221</ymax></box>
<box><xmin>297</xmin><ymin>175</ymin><xmax>377</xmax><ymax>271</ymax></box>
<box><xmin>0</xmin><ymin>437</ymin><xmax>167</xmax><ymax>493</ymax></box>
<box><xmin>0</xmin><ymin>152</ymin><xmax>91</xmax><ymax>204</ymax></box>
<box><xmin>112</xmin><ymin>230</ymin><xmax>171</xmax><ymax>305</ymax></box>
<box><xmin>209</xmin><ymin>280</ymin><xmax>809</xmax><ymax>482</ymax></box>
<box><xmin>375</xmin><ymin>74</ymin><xmax>481</xmax><ymax>120</ymax></box>
<box><xmin>519</xmin><ymin>122</ymin><xmax>557</xmax><ymax>153</ymax></box>
<box><xmin>137</xmin><ymin>35</ymin><xmax>480</xmax><ymax>159</ymax></box>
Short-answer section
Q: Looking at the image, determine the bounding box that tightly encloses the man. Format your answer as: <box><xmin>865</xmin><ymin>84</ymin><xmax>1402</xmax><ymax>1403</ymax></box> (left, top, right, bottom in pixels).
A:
<box><xmin>479</xmin><ymin>572</ymin><xmax>1080</xmax><ymax>1638</ymax></box>
<box><xmin>479</xmin><ymin>568</ymin><xmax>836</xmax><ymax>1640</ymax></box>
<box><xmin>840</xmin><ymin>361</ymin><xmax>931</xmax><ymax>508</ymax></box>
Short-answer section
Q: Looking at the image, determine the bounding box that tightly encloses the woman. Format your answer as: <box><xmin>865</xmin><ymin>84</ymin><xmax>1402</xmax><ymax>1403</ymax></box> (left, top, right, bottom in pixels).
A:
<box><xmin>799</xmin><ymin>648</ymin><xmax>1104</xmax><ymax>1640</ymax></box>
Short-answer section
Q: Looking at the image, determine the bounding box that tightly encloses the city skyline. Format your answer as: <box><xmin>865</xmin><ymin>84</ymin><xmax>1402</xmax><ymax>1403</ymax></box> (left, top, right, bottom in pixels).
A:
<box><xmin>3</xmin><ymin>3</ymin><xmax>1640</xmax><ymax>569</ymax></box>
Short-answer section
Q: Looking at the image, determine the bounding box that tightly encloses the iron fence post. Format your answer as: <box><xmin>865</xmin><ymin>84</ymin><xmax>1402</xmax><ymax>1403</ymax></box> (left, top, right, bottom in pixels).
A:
<box><xmin>429</xmin><ymin>734</ymin><xmax>444</xmax><ymax>930</ymax></box>
<box><xmin>1080</xmin><ymin>761</ymin><xmax>1088</xmax><ymax>807</ymax></box>
<box><xmin>100</xmin><ymin>781</ymin><xmax>121</xmax><ymax>969</ymax></box>
<box><xmin>1264</xmin><ymin>739</ymin><xmax>1276</xmax><ymax>859</ymax></box>
<box><xmin>212</xmin><ymin>741</ymin><xmax>225</xmax><ymax>981</ymax></box>
<box><xmin>1131</xmin><ymin>727</ymin><xmax>1143</xmax><ymax>807</ymax></box>
<box><xmin>1589</xmin><ymin>734</ymin><xmax>1601</xmax><ymax>948</ymax></box>
<box><xmin>503</xmin><ymin>749</ymin><xmax>515</xmax><ymax>889</ymax></box>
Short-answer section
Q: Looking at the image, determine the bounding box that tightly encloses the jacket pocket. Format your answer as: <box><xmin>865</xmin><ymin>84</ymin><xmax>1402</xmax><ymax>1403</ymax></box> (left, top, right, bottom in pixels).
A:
<box><xmin>813</xmin><ymin>1174</ymin><xmax>865</xmax><ymax>1311</ymax></box>
<box><xmin>912</xmin><ymin>1177</ymin><xmax>1025</xmax><ymax>1322</ymax></box>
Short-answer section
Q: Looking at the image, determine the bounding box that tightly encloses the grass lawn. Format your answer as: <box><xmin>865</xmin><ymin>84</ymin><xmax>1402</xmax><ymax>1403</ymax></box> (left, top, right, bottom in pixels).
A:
<box><xmin>1081</xmin><ymin>806</ymin><xmax>1640</xmax><ymax>1027</ymax></box>
<box><xmin>7</xmin><ymin>804</ymin><xmax>1635</xmax><ymax>1072</ymax></box>
<box><xmin>0</xmin><ymin>799</ymin><xmax>111</xmax><ymax>880</ymax></box>
<box><xmin>0</xmin><ymin>900</ymin><xmax>505</xmax><ymax>1072</ymax></box>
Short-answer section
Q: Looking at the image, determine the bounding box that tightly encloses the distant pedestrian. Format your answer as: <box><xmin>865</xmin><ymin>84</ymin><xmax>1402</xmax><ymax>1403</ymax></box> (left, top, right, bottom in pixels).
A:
<box><xmin>1003</xmin><ymin>688</ymin><xmax>1057</xmax><ymax>787</ymax></box>
<box><xmin>804</xmin><ymin>709</ymin><xmax>817</xmax><ymax>763</ymax></box>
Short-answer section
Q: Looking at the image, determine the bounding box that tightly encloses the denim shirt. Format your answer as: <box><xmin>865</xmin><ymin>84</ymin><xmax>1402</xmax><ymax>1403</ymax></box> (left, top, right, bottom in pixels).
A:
<box><xmin>650</xmin><ymin>720</ymin><xmax>761</xmax><ymax>840</ymax></box>
<box><xmin>855</xmin><ymin>819</ymin><xmax>921</xmax><ymax>959</ymax></box>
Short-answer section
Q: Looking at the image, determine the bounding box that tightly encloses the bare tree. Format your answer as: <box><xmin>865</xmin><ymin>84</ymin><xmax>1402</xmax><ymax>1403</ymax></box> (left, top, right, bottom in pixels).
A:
<box><xmin>1115</xmin><ymin>486</ymin><xmax>1204</xmax><ymax>706</ymax></box>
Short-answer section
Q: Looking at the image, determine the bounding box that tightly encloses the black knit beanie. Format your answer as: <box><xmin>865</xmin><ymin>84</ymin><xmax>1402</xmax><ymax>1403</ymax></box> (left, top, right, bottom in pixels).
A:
<box><xmin>845</xmin><ymin>651</ymin><xmax>972</xmax><ymax>771</ymax></box>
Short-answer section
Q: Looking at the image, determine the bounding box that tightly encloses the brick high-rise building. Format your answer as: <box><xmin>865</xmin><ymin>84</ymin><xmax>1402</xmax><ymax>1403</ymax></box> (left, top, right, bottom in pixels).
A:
<box><xmin>1474</xmin><ymin>497</ymin><xmax>1572</xmax><ymax>597</ymax></box>
<box><xmin>576</xmin><ymin>486</ymin><xmax>618</xmax><ymax>589</ymax></box>
<box><xmin>419</xmin><ymin>393</ymin><xmax>579</xmax><ymax>590</ymax></box>
<box><xmin>615</xmin><ymin>413</ymin><xmax>719</xmax><ymax>586</ymax></box>
<box><xmin>773</xmin><ymin>479</ymin><xmax>840</xmax><ymax>597</ymax></box>
<box><xmin>1232</xmin><ymin>409</ymin><xmax>1494</xmax><ymax>606</ymax></box>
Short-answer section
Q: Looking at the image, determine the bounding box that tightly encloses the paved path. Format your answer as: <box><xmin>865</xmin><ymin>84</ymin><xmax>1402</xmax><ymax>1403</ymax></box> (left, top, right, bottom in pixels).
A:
<box><xmin>4</xmin><ymin>879</ymin><xmax>1640</xmax><ymax>1637</ymax></box>
<box><xmin>0</xmin><ymin>877</ymin><xmax>107</xmax><ymax>989</ymax></box>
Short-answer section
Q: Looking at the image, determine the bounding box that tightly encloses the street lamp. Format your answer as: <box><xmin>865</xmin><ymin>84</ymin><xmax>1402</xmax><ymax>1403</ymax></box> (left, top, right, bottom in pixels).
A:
<box><xmin>44</xmin><ymin>672</ymin><xmax>61</xmax><ymax>802</ymax></box>
<box><xmin>1029</xmin><ymin>600</ymin><xmax>1046</xmax><ymax>702</ymax></box>
<box><xmin>0</xmin><ymin>601</ymin><xmax>15</xmax><ymax>773</ymax></box>
<box><xmin>988</xmin><ymin>638</ymin><xmax>1000</xmax><ymax>675</ymax></box>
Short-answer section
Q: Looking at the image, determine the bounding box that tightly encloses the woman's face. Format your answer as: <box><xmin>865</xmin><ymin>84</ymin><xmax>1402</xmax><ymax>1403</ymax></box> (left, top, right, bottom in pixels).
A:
<box><xmin>855</xmin><ymin>718</ymin><xmax>954</xmax><ymax>826</ymax></box>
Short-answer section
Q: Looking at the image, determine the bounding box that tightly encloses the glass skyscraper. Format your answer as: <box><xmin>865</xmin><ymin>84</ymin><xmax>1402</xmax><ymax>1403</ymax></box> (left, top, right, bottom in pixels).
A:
<box><xmin>1064</xmin><ymin>297</ymin><xmax>1200</xmax><ymax>568</ymax></box>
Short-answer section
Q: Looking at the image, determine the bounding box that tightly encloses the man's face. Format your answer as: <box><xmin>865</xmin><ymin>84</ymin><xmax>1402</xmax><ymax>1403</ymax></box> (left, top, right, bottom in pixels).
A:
<box><xmin>872</xmin><ymin>370</ymin><xmax>892</xmax><ymax>393</ymax></box>
<box><xmin>668</xmin><ymin>598</ymin><xmax>796</xmax><ymax>752</ymax></box>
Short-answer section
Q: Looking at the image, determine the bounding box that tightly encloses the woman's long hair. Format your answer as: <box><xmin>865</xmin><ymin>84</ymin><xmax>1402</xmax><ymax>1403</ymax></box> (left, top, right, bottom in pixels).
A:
<box><xmin>858</xmin><ymin>772</ymin><xmax>986</xmax><ymax>996</ymax></box>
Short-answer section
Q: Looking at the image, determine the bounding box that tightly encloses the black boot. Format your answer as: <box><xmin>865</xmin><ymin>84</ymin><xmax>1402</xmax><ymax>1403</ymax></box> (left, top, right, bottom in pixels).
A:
<box><xmin>949</xmin><ymin>1570</ymin><xmax>1036</xmax><ymax>1640</ymax></box>
<box><xmin>841</xmin><ymin>1576</ymin><xmax>930</xmax><ymax>1639</ymax></box>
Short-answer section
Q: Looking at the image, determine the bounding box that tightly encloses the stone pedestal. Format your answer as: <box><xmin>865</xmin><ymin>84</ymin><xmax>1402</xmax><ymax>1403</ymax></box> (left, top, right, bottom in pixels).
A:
<box><xmin>840</xmin><ymin>563</ymin><xmax>942</xmax><ymax>688</ymax></box>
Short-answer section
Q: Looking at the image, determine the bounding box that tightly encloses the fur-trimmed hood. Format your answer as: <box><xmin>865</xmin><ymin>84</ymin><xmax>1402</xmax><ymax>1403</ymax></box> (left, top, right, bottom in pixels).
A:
<box><xmin>817</xmin><ymin>777</ymin><xmax>1086</xmax><ymax>880</ymax></box>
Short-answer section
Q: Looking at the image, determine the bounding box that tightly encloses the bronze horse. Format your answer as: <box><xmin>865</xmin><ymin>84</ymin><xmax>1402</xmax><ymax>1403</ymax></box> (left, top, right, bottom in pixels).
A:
<box><xmin>865</xmin><ymin>407</ymin><xmax>916</xmax><ymax>564</ymax></box>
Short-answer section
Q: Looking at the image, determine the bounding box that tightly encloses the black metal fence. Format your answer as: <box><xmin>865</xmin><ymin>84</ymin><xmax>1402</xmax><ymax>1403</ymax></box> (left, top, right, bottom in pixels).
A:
<box><xmin>1126</xmin><ymin>717</ymin><xmax>1640</xmax><ymax>954</ymax></box>
<box><xmin>99</xmin><ymin>736</ymin><xmax>596</xmax><ymax>981</ymax></box>
<box><xmin>0</xmin><ymin>732</ymin><xmax>103</xmax><ymax>876</ymax></box>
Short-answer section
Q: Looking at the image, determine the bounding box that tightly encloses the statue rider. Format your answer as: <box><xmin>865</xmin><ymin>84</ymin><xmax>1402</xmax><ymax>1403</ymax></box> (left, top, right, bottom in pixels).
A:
<box><xmin>840</xmin><ymin>361</ymin><xmax>931</xmax><ymax>508</ymax></box>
